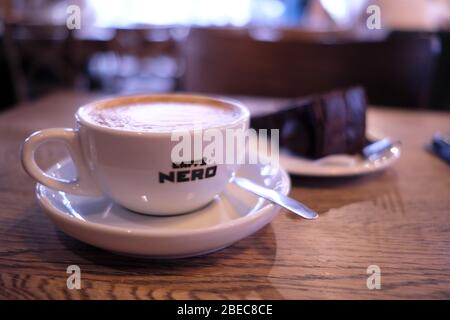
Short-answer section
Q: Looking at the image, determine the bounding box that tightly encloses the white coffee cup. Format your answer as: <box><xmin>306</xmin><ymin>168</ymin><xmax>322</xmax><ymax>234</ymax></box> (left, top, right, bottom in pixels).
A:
<box><xmin>21</xmin><ymin>94</ymin><xmax>250</xmax><ymax>215</ymax></box>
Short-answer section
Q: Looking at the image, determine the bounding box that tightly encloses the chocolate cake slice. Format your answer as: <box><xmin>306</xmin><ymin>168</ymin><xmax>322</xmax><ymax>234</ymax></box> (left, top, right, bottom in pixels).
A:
<box><xmin>316</xmin><ymin>90</ymin><xmax>348</xmax><ymax>156</ymax></box>
<box><xmin>250</xmin><ymin>86</ymin><xmax>367</xmax><ymax>159</ymax></box>
<box><xmin>344</xmin><ymin>86</ymin><xmax>367</xmax><ymax>154</ymax></box>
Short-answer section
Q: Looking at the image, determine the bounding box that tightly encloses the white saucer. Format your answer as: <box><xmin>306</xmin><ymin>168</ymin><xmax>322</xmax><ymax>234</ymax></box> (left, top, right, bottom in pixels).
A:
<box><xmin>279</xmin><ymin>135</ymin><xmax>401</xmax><ymax>177</ymax></box>
<box><xmin>36</xmin><ymin>158</ymin><xmax>290</xmax><ymax>258</ymax></box>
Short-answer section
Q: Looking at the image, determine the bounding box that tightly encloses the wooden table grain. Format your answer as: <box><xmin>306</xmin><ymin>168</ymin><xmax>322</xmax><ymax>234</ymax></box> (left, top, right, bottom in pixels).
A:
<box><xmin>0</xmin><ymin>91</ymin><xmax>449</xmax><ymax>300</ymax></box>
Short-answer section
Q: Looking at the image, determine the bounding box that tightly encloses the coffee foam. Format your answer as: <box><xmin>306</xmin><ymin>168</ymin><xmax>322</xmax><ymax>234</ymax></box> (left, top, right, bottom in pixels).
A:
<box><xmin>84</xmin><ymin>102</ymin><xmax>241</xmax><ymax>132</ymax></box>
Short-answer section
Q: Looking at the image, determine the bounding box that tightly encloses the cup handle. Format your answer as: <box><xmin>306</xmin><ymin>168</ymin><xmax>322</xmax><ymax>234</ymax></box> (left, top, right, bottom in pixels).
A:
<box><xmin>21</xmin><ymin>128</ymin><xmax>102</xmax><ymax>196</ymax></box>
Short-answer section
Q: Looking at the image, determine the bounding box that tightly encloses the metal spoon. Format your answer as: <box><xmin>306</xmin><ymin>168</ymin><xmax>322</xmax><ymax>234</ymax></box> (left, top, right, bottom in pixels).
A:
<box><xmin>233</xmin><ymin>177</ymin><xmax>318</xmax><ymax>220</ymax></box>
<box><xmin>362</xmin><ymin>138</ymin><xmax>401</xmax><ymax>160</ymax></box>
<box><xmin>314</xmin><ymin>138</ymin><xmax>401</xmax><ymax>166</ymax></box>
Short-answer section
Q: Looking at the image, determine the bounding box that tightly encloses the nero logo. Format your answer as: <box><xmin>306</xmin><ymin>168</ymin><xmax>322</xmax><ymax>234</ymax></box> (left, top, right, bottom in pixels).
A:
<box><xmin>159</xmin><ymin>158</ymin><xmax>217</xmax><ymax>183</ymax></box>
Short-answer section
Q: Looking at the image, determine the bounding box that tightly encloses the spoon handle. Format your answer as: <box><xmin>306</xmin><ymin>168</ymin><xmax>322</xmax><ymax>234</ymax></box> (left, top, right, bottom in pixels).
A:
<box><xmin>233</xmin><ymin>177</ymin><xmax>318</xmax><ymax>220</ymax></box>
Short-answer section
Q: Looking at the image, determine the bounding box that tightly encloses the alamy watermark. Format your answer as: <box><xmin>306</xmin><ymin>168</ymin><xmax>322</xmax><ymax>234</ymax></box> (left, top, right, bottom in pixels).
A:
<box><xmin>366</xmin><ymin>5</ymin><xmax>382</xmax><ymax>30</ymax></box>
<box><xmin>170</xmin><ymin>127</ymin><xmax>279</xmax><ymax>166</ymax></box>
<box><xmin>66</xmin><ymin>265</ymin><xmax>81</xmax><ymax>290</ymax></box>
<box><xmin>66</xmin><ymin>5</ymin><xmax>81</xmax><ymax>30</ymax></box>
<box><xmin>366</xmin><ymin>265</ymin><xmax>381</xmax><ymax>290</ymax></box>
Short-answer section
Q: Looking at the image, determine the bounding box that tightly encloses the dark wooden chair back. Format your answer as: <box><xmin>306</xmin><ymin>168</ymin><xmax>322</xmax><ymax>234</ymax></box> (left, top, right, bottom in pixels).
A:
<box><xmin>181</xmin><ymin>28</ymin><xmax>441</xmax><ymax>108</ymax></box>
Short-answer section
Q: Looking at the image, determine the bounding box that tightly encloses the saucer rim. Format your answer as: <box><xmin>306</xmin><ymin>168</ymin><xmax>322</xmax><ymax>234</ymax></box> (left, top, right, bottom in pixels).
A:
<box><xmin>36</xmin><ymin>158</ymin><xmax>291</xmax><ymax>238</ymax></box>
<box><xmin>279</xmin><ymin>148</ymin><xmax>400</xmax><ymax>177</ymax></box>
<box><xmin>279</xmin><ymin>132</ymin><xmax>401</xmax><ymax>177</ymax></box>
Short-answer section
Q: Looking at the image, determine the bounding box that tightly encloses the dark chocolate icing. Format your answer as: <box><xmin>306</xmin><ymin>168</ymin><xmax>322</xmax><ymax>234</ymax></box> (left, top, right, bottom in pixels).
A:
<box><xmin>251</xmin><ymin>86</ymin><xmax>367</xmax><ymax>159</ymax></box>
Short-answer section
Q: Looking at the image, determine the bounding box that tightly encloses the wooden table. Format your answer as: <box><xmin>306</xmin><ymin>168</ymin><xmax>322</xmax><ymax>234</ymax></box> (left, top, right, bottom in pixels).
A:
<box><xmin>0</xmin><ymin>91</ymin><xmax>449</xmax><ymax>299</ymax></box>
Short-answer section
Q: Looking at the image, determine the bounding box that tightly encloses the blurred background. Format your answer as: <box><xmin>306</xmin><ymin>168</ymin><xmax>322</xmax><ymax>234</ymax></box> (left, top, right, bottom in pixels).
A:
<box><xmin>0</xmin><ymin>0</ymin><xmax>449</xmax><ymax>111</ymax></box>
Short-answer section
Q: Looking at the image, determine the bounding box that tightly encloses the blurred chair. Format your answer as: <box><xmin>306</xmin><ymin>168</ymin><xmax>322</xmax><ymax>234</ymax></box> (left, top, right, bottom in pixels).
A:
<box><xmin>85</xmin><ymin>26</ymin><xmax>184</xmax><ymax>94</ymax></box>
<box><xmin>2</xmin><ymin>22</ymin><xmax>80</xmax><ymax>102</ymax></box>
<box><xmin>181</xmin><ymin>27</ymin><xmax>441</xmax><ymax>108</ymax></box>
<box><xmin>430</xmin><ymin>31</ymin><xmax>450</xmax><ymax>110</ymax></box>
<box><xmin>0</xmin><ymin>35</ymin><xmax>17</xmax><ymax>110</ymax></box>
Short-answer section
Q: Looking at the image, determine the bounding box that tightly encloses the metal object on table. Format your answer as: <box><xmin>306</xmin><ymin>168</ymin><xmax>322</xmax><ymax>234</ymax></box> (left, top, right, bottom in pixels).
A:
<box><xmin>233</xmin><ymin>176</ymin><xmax>318</xmax><ymax>220</ymax></box>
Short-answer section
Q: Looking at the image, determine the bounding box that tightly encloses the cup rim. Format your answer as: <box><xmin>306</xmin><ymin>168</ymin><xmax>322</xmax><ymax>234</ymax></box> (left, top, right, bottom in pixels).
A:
<box><xmin>76</xmin><ymin>93</ymin><xmax>250</xmax><ymax>136</ymax></box>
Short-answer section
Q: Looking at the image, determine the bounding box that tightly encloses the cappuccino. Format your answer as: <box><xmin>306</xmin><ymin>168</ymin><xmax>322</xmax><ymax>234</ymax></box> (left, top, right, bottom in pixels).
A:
<box><xmin>23</xmin><ymin>94</ymin><xmax>250</xmax><ymax>215</ymax></box>
<box><xmin>84</xmin><ymin>101</ymin><xmax>240</xmax><ymax>132</ymax></box>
